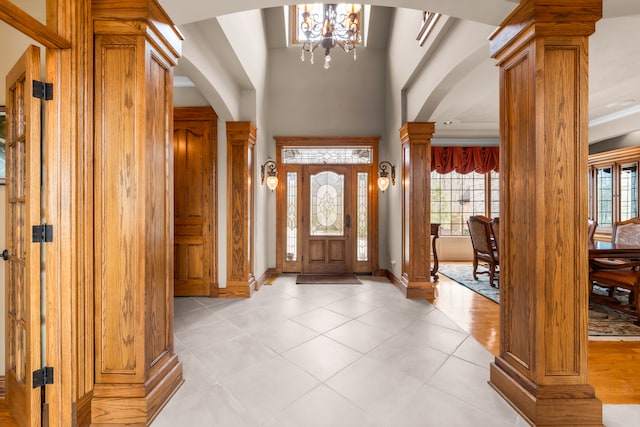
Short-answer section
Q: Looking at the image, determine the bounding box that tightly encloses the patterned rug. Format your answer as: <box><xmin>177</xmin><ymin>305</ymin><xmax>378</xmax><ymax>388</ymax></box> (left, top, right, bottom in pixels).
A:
<box><xmin>438</xmin><ymin>263</ymin><xmax>640</xmax><ymax>337</ymax></box>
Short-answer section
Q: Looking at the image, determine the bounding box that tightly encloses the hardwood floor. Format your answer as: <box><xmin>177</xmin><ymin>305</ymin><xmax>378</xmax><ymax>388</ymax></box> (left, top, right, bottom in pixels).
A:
<box><xmin>0</xmin><ymin>399</ymin><xmax>18</xmax><ymax>426</ymax></box>
<box><xmin>432</xmin><ymin>274</ymin><xmax>640</xmax><ymax>404</ymax></box>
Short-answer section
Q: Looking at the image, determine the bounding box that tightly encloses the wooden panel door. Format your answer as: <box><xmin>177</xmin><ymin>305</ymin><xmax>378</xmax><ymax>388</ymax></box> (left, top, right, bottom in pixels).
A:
<box><xmin>5</xmin><ymin>45</ymin><xmax>42</xmax><ymax>427</ymax></box>
<box><xmin>173</xmin><ymin>107</ymin><xmax>217</xmax><ymax>296</ymax></box>
<box><xmin>302</xmin><ymin>166</ymin><xmax>353</xmax><ymax>273</ymax></box>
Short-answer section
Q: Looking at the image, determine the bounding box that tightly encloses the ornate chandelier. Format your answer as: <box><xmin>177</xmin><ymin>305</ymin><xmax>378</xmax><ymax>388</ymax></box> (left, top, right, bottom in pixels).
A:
<box><xmin>298</xmin><ymin>3</ymin><xmax>362</xmax><ymax>69</ymax></box>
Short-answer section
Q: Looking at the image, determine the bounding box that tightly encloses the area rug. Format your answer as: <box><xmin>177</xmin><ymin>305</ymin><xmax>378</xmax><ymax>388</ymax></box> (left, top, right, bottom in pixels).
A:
<box><xmin>438</xmin><ymin>263</ymin><xmax>500</xmax><ymax>303</ymax></box>
<box><xmin>295</xmin><ymin>274</ymin><xmax>362</xmax><ymax>284</ymax></box>
<box><xmin>438</xmin><ymin>263</ymin><xmax>640</xmax><ymax>337</ymax></box>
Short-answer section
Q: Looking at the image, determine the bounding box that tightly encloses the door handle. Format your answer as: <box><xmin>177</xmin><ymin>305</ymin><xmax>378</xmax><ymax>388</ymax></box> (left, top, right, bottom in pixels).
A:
<box><xmin>345</xmin><ymin>214</ymin><xmax>351</xmax><ymax>228</ymax></box>
<box><xmin>2</xmin><ymin>249</ymin><xmax>9</xmax><ymax>261</ymax></box>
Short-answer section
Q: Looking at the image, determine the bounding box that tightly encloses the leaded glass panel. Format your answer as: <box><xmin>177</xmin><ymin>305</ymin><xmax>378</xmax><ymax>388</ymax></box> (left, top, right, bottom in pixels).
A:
<box><xmin>311</xmin><ymin>171</ymin><xmax>344</xmax><ymax>236</ymax></box>
<box><xmin>282</xmin><ymin>147</ymin><xmax>372</xmax><ymax>164</ymax></box>
<box><xmin>357</xmin><ymin>172</ymin><xmax>368</xmax><ymax>261</ymax></box>
<box><xmin>620</xmin><ymin>163</ymin><xmax>638</xmax><ymax>221</ymax></box>
<box><xmin>597</xmin><ymin>166</ymin><xmax>613</xmax><ymax>227</ymax></box>
<box><xmin>286</xmin><ymin>172</ymin><xmax>298</xmax><ymax>261</ymax></box>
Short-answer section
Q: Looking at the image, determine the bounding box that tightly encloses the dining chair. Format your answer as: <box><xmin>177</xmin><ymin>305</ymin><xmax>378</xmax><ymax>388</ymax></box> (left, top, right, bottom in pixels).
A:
<box><xmin>467</xmin><ymin>215</ymin><xmax>499</xmax><ymax>287</ymax></box>
<box><xmin>588</xmin><ymin>218</ymin><xmax>597</xmax><ymax>242</ymax></box>
<box><xmin>613</xmin><ymin>217</ymin><xmax>640</xmax><ymax>246</ymax></box>
<box><xmin>490</xmin><ymin>217</ymin><xmax>500</xmax><ymax>254</ymax></box>
<box><xmin>589</xmin><ymin>217</ymin><xmax>640</xmax><ymax>318</ymax></box>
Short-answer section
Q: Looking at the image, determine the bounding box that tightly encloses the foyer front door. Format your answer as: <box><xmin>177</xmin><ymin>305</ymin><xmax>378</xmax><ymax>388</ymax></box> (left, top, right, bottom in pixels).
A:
<box><xmin>5</xmin><ymin>45</ymin><xmax>43</xmax><ymax>427</ymax></box>
<box><xmin>302</xmin><ymin>166</ymin><xmax>353</xmax><ymax>273</ymax></box>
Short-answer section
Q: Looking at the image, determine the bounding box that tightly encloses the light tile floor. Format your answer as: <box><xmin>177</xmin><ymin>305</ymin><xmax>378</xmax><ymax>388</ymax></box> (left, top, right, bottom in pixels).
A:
<box><xmin>153</xmin><ymin>275</ymin><xmax>639</xmax><ymax>427</ymax></box>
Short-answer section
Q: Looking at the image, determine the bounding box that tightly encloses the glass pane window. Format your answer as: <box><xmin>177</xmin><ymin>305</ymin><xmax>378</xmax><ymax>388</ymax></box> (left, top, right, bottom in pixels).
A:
<box><xmin>620</xmin><ymin>163</ymin><xmax>638</xmax><ymax>221</ymax></box>
<box><xmin>430</xmin><ymin>171</ymin><xmax>497</xmax><ymax>236</ymax></box>
<box><xmin>357</xmin><ymin>172</ymin><xmax>368</xmax><ymax>261</ymax></box>
<box><xmin>489</xmin><ymin>170</ymin><xmax>500</xmax><ymax>219</ymax></box>
<box><xmin>286</xmin><ymin>172</ymin><xmax>298</xmax><ymax>261</ymax></box>
<box><xmin>311</xmin><ymin>171</ymin><xmax>344</xmax><ymax>236</ymax></box>
<box><xmin>596</xmin><ymin>166</ymin><xmax>613</xmax><ymax>228</ymax></box>
<box><xmin>281</xmin><ymin>146</ymin><xmax>372</xmax><ymax>164</ymax></box>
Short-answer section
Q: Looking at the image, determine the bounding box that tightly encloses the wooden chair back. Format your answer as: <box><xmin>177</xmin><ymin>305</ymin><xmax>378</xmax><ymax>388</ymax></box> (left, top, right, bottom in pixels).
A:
<box><xmin>490</xmin><ymin>217</ymin><xmax>499</xmax><ymax>254</ymax></box>
<box><xmin>613</xmin><ymin>217</ymin><xmax>640</xmax><ymax>246</ymax></box>
<box><xmin>468</xmin><ymin>215</ymin><xmax>494</xmax><ymax>256</ymax></box>
<box><xmin>588</xmin><ymin>218</ymin><xmax>597</xmax><ymax>242</ymax></box>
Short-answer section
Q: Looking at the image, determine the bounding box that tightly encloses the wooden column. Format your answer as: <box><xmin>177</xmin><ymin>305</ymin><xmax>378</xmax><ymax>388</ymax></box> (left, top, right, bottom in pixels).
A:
<box><xmin>399</xmin><ymin>122</ymin><xmax>435</xmax><ymax>298</ymax></box>
<box><xmin>226</xmin><ymin>121</ymin><xmax>257</xmax><ymax>297</ymax></box>
<box><xmin>92</xmin><ymin>0</ymin><xmax>184</xmax><ymax>424</ymax></box>
<box><xmin>488</xmin><ymin>1</ymin><xmax>603</xmax><ymax>425</ymax></box>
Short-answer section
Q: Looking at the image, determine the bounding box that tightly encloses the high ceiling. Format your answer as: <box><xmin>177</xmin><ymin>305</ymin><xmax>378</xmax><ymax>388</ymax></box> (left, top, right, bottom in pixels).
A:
<box><xmin>160</xmin><ymin>0</ymin><xmax>640</xmax><ymax>145</ymax></box>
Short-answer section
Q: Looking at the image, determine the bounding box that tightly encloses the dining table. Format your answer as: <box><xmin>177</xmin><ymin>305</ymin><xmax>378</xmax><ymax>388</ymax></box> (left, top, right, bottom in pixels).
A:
<box><xmin>588</xmin><ymin>240</ymin><xmax>640</xmax><ymax>261</ymax></box>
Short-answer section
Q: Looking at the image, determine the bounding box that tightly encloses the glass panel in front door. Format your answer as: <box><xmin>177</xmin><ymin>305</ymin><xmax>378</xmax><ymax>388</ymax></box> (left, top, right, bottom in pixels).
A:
<box><xmin>310</xmin><ymin>171</ymin><xmax>344</xmax><ymax>236</ymax></box>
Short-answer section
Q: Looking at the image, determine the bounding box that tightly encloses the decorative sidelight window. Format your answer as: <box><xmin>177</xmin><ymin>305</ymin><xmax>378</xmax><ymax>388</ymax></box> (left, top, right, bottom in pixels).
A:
<box><xmin>286</xmin><ymin>172</ymin><xmax>298</xmax><ymax>261</ymax></box>
<box><xmin>357</xmin><ymin>172</ymin><xmax>368</xmax><ymax>261</ymax></box>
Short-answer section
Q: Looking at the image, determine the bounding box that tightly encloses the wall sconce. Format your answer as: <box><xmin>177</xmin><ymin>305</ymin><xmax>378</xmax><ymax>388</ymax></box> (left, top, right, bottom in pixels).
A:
<box><xmin>261</xmin><ymin>159</ymin><xmax>278</xmax><ymax>191</ymax></box>
<box><xmin>377</xmin><ymin>161</ymin><xmax>396</xmax><ymax>192</ymax></box>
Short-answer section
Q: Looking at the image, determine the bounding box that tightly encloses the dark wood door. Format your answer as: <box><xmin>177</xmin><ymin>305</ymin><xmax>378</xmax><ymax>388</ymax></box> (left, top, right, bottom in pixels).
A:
<box><xmin>302</xmin><ymin>165</ymin><xmax>353</xmax><ymax>273</ymax></box>
<box><xmin>173</xmin><ymin>107</ymin><xmax>217</xmax><ymax>296</ymax></box>
<box><xmin>5</xmin><ymin>45</ymin><xmax>42</xmax><ymax>427</ymax></box>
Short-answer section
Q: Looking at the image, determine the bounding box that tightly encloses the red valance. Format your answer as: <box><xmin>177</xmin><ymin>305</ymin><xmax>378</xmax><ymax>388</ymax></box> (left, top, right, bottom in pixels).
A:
<box><xmin>431</xmin><ymin>146</ymin><xmax>499</xmax><ymax>174</ymax></box>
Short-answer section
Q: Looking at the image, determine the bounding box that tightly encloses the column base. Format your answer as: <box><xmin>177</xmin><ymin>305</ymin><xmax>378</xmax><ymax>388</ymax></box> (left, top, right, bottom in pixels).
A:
<box><xmin>489</xmin><ymin>358</ymin><xmax>603</xmax><ymax>426</ymax></box>
<box><xmin>400</xmin><ymin>275</ymin><xmax>437</xmax><ymax>299</ymax></box>
<box><xmin>224</xmin><ymin>275</ymin><xmax>257</xmax><ymax>297</ymax></box>
<box><xmin>91</xmin><ymin>354</ymin><xmax>183</xmax><ymax>425</ymax></box>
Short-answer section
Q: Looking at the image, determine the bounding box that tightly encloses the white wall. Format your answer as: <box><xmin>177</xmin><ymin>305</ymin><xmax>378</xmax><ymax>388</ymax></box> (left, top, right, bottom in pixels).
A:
<box><xmin>264</xmin><ymin>45</ymin><xmax>388</xmax><ymax>270</ymax></box>
<box><xmin>266</xmin><ymin>46</ymin><xmax>387</xmax><ymax>137</ymax></box>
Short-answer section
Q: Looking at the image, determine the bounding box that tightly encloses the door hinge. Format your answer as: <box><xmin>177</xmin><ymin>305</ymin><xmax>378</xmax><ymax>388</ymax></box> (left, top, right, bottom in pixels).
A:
<box><xmin>33</xmin><ymin>366</ymin><xmax>54</xmax><ymax>388</ymax></box>
<box><xmin>32</xmin><ymin>224</ymin><xmax>53</xmax><ymax>243</ymax></box>
<box><xmin>32</xmin><ymin>80</ymin><xmax>54</xmax><ymax>101</ymax></box>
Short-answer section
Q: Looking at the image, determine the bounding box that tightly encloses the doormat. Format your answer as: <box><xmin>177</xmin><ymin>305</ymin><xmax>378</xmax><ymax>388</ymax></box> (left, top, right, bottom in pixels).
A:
<box><xmin>295</xmin><ymin>274</ymin><xmax>362</xmax><ymax>285</ymax></box>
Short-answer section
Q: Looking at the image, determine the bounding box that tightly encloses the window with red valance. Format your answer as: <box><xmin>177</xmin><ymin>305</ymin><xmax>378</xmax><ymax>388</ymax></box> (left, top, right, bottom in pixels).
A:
<box><xmin>430</xmin><ymin>147</ymin><xmax>500</xmax><ymax>236</ymax></box>
<box><xmin>431</xmin><ymin>146</ymin><xmax>499</xmax><ymax>174</ymax></box>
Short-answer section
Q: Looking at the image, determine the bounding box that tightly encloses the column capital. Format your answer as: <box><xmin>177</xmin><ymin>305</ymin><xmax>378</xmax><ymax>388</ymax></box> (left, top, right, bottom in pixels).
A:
<box><xmin>399</xmin><ymin>122</ymin><xmax>435</xmax><ymax>145</ymax></box>
<box><xmin>489</xmin><ymin>0</ymin><xmax>602</xmax><ymax>58</ymax></box>
<box><xmin>226</xmin><ymin>121</ymin><xmax>257</xmax><ymax>144</ymax></box>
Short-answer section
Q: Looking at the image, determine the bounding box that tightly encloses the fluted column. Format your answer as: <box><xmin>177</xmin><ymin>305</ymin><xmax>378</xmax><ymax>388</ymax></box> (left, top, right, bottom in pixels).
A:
<box><xmin>399</xmin><ymin>122</ymin><xmax>435</xmax><ymax>298</ymax></box>
<box><xmin>488</xmin><ymin>1</ymin><xmax>603</xmax><ymax>425</ymax></box>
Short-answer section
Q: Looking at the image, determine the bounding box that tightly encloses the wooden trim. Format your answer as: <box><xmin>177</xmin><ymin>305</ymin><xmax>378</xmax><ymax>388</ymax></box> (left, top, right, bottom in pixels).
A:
<box><xmin>75</xmin><ymin>391</ymin><xmax>92</xmax><ymax>427</ymax></box>
<box><xmin>588</xmin><ymin>145</ymin><xmax>640</xmax><ymax>166</ymax></box>
<box><xmin>0</xmin><ymin>376</ymin><xmax>5</xmax><ymax>400</ymax></box>
<box><xmin>382</xmin><ymin>269</ymin><xmax>411</xmax><ymax>298</ymax></box>
<box><xmin>0</xmin><ymin>1</ymin><xmax>70</xmax><ymax>48</ymax></box>
<box><xmin>274</xmin><ymin>136</ymin><xmax>380</xmax><ymax>146</ymax></box>
<box><xmin>43</xmin><ymin>0</ymin><xmax>94</xmax><ymax>425</ymax></box>
<box><xmin>255</xmin><ymin>268</ymin><xmax>278</xmax><ymax>289</ymax></box>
